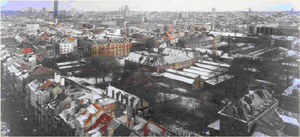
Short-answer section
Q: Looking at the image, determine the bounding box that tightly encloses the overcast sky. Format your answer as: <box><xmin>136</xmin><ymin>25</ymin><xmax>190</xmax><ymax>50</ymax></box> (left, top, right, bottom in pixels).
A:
<box><xmin>1</xmin><ymin>0</ymin><xmax>300</xmax><ymax>12</ymax></box>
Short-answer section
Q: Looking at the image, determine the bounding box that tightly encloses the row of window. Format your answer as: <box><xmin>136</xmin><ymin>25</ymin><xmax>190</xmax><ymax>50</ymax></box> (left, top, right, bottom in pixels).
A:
<box><xmin>97</xmin><ymin>45</ymin><xmax>131</xmax><ymax>48</ymax></box>
<box><xmin>61</xmin><ymin>44</ymin><xmax>72</xmax><ymax>48</ymax></box>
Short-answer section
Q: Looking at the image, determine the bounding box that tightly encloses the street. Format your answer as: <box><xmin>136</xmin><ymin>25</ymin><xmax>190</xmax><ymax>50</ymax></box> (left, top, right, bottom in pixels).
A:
<box><xmin>1</xmin><ymin>85</ymin><xmax>42</xmax><ymax>136</ymax></box>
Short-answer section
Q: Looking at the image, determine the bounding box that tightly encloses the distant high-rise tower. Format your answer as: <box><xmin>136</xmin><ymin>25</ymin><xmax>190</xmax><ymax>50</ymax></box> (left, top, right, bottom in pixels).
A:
<box><xmin>54</xmin><ymin>0</ymin><xmax>58</xmax><ymax>18</ymax></box>
<box><xmin>179</xmin><ymin>12</ymin><xmax>183</xmax><ymax>19</ymax></box>
<box><xmin>42</xmin><ymin>7</ymin><xmax>47</xmax><ymax>13</ymax></box>
<box><xmin>28</xmin><ymin>7</ymin><xmax>33</xmax><ymax>14</ymax></box>
<box><xmin>124</xmin><ymin>5</ymin><xmax>129</xmax><ymax>16</ymax></box>
<box><xmin>120</xmin><ymin>5</ymin><xmax>130</xmax><ymax>17</ymax></box>
<box><xmin>212</xmin><ymin>7</ymin><xmax>216</xmax><ymax>13</ymax></box>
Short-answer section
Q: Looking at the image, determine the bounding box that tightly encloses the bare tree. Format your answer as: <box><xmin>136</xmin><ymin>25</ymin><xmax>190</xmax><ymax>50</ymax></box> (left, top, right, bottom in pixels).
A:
<box><xmin>227</xmin><ymin>57</ymin><xmax>260</xmax><ymax>99</ymax></box>
<box><xmin>88</xmin><ymin>55</ymin><xmax>119</xmax><ymax>85</ymax></box>
<box><xmin>126</xmin><ymin>67</ymin><xmax>157</xmax><ymax>117</ymax></box>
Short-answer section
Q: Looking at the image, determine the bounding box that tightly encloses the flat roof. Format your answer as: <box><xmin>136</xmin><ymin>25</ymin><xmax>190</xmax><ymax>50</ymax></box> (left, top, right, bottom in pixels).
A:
<box><xmin>57</xmin><ymin>61</ymin><xmax>79</xmax><ymax>66</ymax></box>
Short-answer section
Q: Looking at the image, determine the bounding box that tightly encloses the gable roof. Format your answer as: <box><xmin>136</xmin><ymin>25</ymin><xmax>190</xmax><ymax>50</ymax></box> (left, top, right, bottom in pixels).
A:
<box><xmin>40</xmin><ymin>80</ymin><xmax>55</xmax><ymax>89</ymax></box>
<box><xmin>85</xmin><ymin>113</ymin><xmax>113</xmax><ymax>132</ymax></box>
<box><xmin>66</xmin><ymin>36</ymin><xmax>76</xmax><ymax>41</ymax></box>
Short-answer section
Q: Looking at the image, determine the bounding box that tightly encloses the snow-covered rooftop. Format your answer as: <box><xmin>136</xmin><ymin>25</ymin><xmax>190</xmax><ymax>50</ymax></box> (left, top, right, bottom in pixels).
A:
<box><xmin>163</xmin><ymin>72</ymin><xmax>195</xmax><ymax>84</ymax></box>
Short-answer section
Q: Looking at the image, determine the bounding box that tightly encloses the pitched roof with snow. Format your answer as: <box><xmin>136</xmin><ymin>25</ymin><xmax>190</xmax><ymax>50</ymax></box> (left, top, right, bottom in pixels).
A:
<box><xmin>126</xmin><ymin>48</ymin><xmax>200</xmax><ymax>67</ymax></box>
<box><xmin>194</xmin><ymin>63</ymin><xmax>221</xmax><ymax>71</ymax></box>
<box><xmin>165</xmin><ymin>68</ymin><xmax>199</xmax><ymax>78</ymax></box>
<box><xmin>198</xmin><ymin>60</ymin><xmax>230</xmax><ymax>68</ymax></box>
<box><xmin>163</xmin><ymin>72</ymin><xmax>195</xmax><ymax>84</ymax></box>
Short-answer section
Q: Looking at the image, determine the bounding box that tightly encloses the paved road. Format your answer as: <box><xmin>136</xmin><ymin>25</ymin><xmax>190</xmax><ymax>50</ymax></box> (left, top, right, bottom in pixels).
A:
<box><xmin>1</xmin><ymin>85</ymin><xmax>42</xmax><ymax>136</ymax></box>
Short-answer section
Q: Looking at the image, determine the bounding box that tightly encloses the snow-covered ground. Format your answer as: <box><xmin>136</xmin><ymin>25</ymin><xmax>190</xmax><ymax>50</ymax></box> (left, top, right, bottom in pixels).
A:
<box><xmin>161</xmin><ymin>122</ymin><xmax>200</xmax><ymax>136</ymax></box>
<box><xmin>157</xmin><ymin>92</ymin><xmax>179</xmax><ymax>101</ymax></box>
<box><xmin>173</xmin><ymin>88</ymin><xmax>188</xmax><ymax>93</ymax></box>
<box><xmin>179</xmin><ymin>96</ymin><xmax>200</xmax><ymax>110</ymax></box>
<box><xmin>67</xmin><ymin>76</ymin><xmax>112</xmax><ymax>85</ymax></box>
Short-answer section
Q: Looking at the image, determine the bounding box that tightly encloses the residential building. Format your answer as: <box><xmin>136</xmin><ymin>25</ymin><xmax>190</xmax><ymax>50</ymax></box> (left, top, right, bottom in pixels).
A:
<box><xmin>59</xmin><ymin>37</ymin><xmax>78</xmax><ymax>55</ymax></box>
<box><xmin>92</xmin><ymin>37</ymin><xmax>132</xmax><ymax>58</ymax></box>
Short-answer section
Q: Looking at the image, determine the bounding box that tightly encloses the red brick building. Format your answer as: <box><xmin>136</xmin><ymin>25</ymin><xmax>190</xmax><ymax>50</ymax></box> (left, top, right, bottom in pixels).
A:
<box><xmin>92</xmin><ymin>37</ymin><xmax>132</xmax><ymax>58</ymax></box>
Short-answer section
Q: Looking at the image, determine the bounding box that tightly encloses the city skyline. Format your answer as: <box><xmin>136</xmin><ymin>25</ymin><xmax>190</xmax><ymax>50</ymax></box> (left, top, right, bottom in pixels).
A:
<box><xmin>1</xmin><ymin>0</ymin><xmax>300</xmax><ymax>12</ymax></box>
<box><xmin>1</xmin><ymin>0</ymin><xmax>299</xmax><ymax>136</ymax></box>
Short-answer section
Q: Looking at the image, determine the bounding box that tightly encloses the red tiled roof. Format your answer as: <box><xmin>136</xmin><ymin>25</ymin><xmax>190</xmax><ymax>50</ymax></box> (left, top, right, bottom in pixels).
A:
<box><xmin>142</xmin><ymin>120</ymin><xmax>166</xmax><ymax>135</ymax></box>
<box><xmin>40</xmin><ymin>80</ymin><xmax>55</xmax><ymax>89</ymax></box>
<box><xmin>85</xmin><ymin>113</ymin><xmax>113</xmax><ymax>132</ymax></box>
<box><xmin>24</xmin><ymin>48</ymin><xmax>34</xmax><ymax>53</ymax></box>
<box><xmin>100</xmin><ymin>125</ymin><xmax>108</xmax><ymax>133</ymax></box>
<box><xmin>81</xmin><ymin>110</ymin><xmax>87</xmax><ymax>115</ymax></box>
<box><xmin>31</xmin><ymin>66</ymin><xmax>53</xmax><ymax>76</ymax></box>
<box><xmin>65</xmin><ymin>36</ymin><xmax>76</xmax><ymax>41</ymax></box>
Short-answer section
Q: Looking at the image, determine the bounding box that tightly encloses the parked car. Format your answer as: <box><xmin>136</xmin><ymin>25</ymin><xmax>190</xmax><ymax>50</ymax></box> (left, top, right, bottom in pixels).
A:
<box><xmin>1</xmin><ymin>122</ymin><xmax>11</xmax><ymax>136</ymax></box>
<box><xmin>31</xmin><ymin>129</ymin><xmax>39</xmax><ymax>136</ymax></box>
